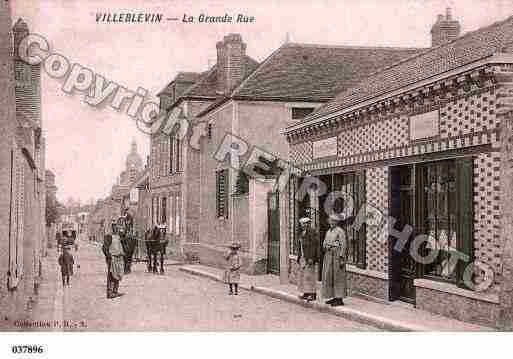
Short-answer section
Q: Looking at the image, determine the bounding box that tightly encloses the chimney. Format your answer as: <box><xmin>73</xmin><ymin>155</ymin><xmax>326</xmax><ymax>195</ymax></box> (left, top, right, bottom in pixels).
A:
<box><xmin>430</xmin><ymin>8</ymin><xmax>461</xmax><ymax>47</ymax></box>
<box><xmin>216</xmin><ymin>33</ymin><xmax>246</xmax><ymax>94</ymax></box>
<box><xmin>13</xmin><ymin>18</ymin><xmax>29</xmax><ymax>59</ymax></box>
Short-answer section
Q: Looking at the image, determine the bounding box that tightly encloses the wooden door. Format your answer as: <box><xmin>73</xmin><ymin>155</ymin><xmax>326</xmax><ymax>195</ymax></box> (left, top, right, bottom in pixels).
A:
<box><xmin>389</xmin><ymin>165</ymin><xmax>416</xmax><ymax>303</ymax></box>
<box><xmin>267</xmin><ymin>191</ymin><xmax>280</xmax><ymax>274</ymax></box>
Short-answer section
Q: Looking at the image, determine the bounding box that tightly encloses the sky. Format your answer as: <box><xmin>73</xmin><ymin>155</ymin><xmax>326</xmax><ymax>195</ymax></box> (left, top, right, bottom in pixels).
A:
<box><xmin>10</xmin><ymin>0</ymin><xmax>513</xmax><ymax>203</ymax></box>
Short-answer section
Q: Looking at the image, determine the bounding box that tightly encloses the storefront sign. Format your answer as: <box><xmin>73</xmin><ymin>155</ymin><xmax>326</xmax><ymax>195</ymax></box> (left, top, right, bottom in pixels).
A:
<box><xmin>313</xmin><ymin>137</ymin><xmax>338</xmax><ymax>158</ymax></box>
<box><xmin>410</xmin><ymin>109</ymin><xmax>439</xmax><ymax>141</ymax></box>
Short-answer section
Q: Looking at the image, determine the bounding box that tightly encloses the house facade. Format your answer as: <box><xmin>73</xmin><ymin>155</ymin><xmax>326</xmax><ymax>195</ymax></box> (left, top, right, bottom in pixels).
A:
<box><xmin>150</xmin><ymin>34</ymin><xmax>259</xmax><ymax>258</ymax></box>
<box><xmin>283</xmin><ymin>13</ymin><xmax>513</xmax><ymax>329</ymax></box>
<box><xmin>194</xmin><ymin>38</ymin><xmax>423</xmax><ymax>274</ymax></box>
<box><xmin>0</xmin><ymin>9</ymin><xmax>47</xmax><ymax>322</ymax></box>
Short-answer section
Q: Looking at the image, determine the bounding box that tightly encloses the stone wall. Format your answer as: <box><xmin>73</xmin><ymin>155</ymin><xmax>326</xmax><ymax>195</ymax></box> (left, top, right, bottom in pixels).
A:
<box><xmin>347</xmin><ymin>272</ymin><xmax>388</xmax><ymax>300</ymax></box>
<box><xmin>416</xmin><ymin>286</ymin><xmax>501</xmax><ymax>328</ymax></box>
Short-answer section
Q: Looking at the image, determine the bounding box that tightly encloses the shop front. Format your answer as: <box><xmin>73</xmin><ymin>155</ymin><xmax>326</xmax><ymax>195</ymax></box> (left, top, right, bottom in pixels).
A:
<box><xmin>284</xmin><ymin>50</ymin><xmax>513</xmax><ymax>327</ymax></box>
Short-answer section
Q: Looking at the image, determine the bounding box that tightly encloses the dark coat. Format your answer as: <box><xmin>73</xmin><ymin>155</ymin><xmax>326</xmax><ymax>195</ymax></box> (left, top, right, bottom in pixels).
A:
<box><xmin>297</xmin><ymin>226</ymin><xmax>320</xmax><ymax>263</ymax></box>
<box><xmin>102</xmin><ymin>235</ymin><xmax>112</xmax><ymax>265</ymax></box>
<box><xmin>58</xmin><ymin>252</ymin><xmax>74</xmax><ymax>275</ymax></box>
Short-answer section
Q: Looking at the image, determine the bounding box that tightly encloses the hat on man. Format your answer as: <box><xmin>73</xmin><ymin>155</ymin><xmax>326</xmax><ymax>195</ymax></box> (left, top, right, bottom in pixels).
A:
<box><xmin>229</xmin><ymin>242</ymin><xmax>241</xmax><ymax>249</ymax></box>
<box><xmin>299</xmin><ymin>217</ymin><xmax>311</xmax><ymax>224</ymax></box>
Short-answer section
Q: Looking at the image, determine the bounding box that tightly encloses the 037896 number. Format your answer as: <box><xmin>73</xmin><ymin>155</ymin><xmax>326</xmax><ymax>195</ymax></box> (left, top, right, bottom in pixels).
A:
<box><xmin>11</xmin><ymin>345</ymin><xmax>44</xmax><ymax>354</ymax></box>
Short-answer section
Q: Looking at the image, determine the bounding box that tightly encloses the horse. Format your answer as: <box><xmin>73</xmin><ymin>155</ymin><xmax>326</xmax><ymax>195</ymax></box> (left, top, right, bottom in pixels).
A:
<box><xmin>117</xmin><ymin>215</ymin><xmax>137</xmax><ymax>274</ymax></box>
<box><xmin>145</xmin><ymin>226</ymin><xmax>168</xmax><ymax>274</ymax></box>
<box><xmin>120</xmin><ymin>232</ymin><xmax>136</xmax><ymax>274</ymax></box>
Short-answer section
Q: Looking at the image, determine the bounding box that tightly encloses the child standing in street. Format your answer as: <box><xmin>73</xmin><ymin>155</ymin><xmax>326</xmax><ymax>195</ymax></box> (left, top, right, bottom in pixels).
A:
<box><xmin>224</xmin><ymin>243</ymin><xmax>241</xmax><ymax>295</ymax></box>
<box><xmin>58</xmin><ymin>247</ymin><xmax>74</xmax><ymax>287</ymax></box>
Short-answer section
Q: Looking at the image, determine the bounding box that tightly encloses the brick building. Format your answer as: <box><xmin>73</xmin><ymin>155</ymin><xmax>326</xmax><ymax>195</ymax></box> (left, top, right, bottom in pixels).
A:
<box><xmin>193</xmin><ymin>36</ymin><xmax>422</xmax><ymax>274</ymax></box>
<box><xmin>284</xmin><ymin>13</ymin><xmax>513</xmax><ymax>328</ymax></box>
<box><xmin>0</xmin><ymin>7</ymin><xmax>47</xmax><ymax>322</ymax></box>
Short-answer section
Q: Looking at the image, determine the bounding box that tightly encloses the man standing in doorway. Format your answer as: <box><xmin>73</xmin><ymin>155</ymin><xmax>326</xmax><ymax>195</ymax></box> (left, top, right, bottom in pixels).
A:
<box><xmin>297</xmin><ymin>217</ymin><xmax>320</xmax><ymax>301</ymax></box>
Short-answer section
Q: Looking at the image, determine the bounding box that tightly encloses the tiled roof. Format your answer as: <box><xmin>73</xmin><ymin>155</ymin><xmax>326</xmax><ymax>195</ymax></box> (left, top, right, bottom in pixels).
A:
<box><xmin>196</xmin><ymin>96</ymin><xmax>230</xmax><ymax>118</ymax></box>
<box><xmin>157</xmin><ymin>72</ymin><xmax>201</xmax><ymax>96</ymax></box>
<box><xmin>300</xmin><ymin>15</ymin><xmax>513</xmax><ymax>124</ymax></box>
<box><xmin>232</xmin><ymin>43</ymin><xmax>424</xmax><ymax>102</ymax></box>
<box><xmin>182</xmin><ymin>55</ymin><xmax>259</xmax><ymax>98</ymax></box>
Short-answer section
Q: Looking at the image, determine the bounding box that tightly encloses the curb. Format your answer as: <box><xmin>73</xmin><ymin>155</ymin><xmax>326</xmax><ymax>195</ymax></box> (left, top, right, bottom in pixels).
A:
<box><xmin>179</xmin><ymin>266</ymin><xmax>428</xmax><ymax>331</ymax></box>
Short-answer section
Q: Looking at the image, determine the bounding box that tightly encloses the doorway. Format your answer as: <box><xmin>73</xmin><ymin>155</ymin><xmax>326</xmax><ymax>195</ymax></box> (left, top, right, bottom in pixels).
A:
<box><xmin>267</xmin><ymin>191</ymin><xmax>280</xmax><ymax>274</ymax></box>
<box><xmin>389</xmin><ymin>165</ymin><xmax>416</xmax><ymax>303</ymax></box>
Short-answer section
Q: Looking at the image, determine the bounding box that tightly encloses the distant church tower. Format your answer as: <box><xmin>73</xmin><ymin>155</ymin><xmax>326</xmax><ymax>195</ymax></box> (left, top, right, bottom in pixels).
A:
<box><xmin>125</xmin><ymin>139</ymin><xmax>143</xmax><ymax>184</ymax></box>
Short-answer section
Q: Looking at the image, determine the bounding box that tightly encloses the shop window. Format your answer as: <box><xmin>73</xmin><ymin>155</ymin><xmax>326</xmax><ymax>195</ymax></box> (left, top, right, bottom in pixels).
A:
<box><xmin>417</xmin><ymin>158</ymin><xmax>474</xmax><ymax>286</ymax></box>
<box><xmin>333</xmin><ymin>171</ymin><xmax>366</xmax><ymax>268</ymax></box>
<box><xmin>216</xmin><ymin>169</ymin><xmax>229</xmax><ymax>219</ymax></box>
<box><xmin>289</xmin><ymin>176</ymin><xmax>306</xmax><ymax>256</ymax></box>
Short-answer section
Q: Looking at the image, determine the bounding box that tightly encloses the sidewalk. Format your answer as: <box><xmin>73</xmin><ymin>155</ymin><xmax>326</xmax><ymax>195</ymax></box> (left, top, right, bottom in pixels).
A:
<box><xmin>179</xmin><ymin>264</ymin><xmax>494</xmax><ymax>332</ymax></box>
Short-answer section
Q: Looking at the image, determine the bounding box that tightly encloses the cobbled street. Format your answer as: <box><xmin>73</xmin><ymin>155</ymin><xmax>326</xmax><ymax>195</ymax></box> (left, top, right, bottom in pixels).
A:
<box><xmin>25</xmin><ymin>239</ymin><xmax>378</xmax><ymax>331</ymax></box>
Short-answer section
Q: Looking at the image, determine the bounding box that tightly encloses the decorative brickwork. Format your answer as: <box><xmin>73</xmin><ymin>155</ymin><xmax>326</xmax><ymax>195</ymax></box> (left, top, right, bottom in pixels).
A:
<box><xmin>441</xmin><ymin>89</ymin><xmax>499</xmax><ymax>139</ymax></box>
<box><xmin>473</xmin><ymin>152</ymin><xmax>502</xmax><ymax>292</ymax></box>
<box><xmin>338</xmin><ymin>116</ymin><xmax>409</xmax><ymax>157</ymax></box>
<box><xmin>290</xmin><ymin>141</ymin><xmax>313</xmax><ymax>164</ymax></box>
<box><xmin>365</xmin><ymin>167</ymin><xmax>389</xmax><ymax>273</ymax></box>
<box><xmin>497</xmin><ymin>69</ymin><xmax>513</xmax><ymax>330</ymax></box>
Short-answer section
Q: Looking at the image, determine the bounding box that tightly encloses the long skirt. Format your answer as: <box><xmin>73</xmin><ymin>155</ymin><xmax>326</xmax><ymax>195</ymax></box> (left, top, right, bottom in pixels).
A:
<box><xmin>321</xmin><ymin>249</ymin><xmax>347</xmax><ymax>299</ymax></box>
<box><xmin>110</xmin><ymin>255</ymin><xmax>124</xmax><ymax>281</ymax></box>
<box><xmin>298</xmin><ymin>257</ymin><xmax>317</xmax><ymax>293</ymax></box>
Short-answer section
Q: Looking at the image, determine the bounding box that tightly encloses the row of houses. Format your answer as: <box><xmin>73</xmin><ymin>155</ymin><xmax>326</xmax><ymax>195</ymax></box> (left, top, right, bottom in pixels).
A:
<box><xmin>0</xmin><ymin>2</ymin><xmax>47</xmax><ymax>322</ymax></box>
<box><xmin>87</xmin><ymin>140</ymin><xmax>148</xmax><ymax>242</ymax></box>
<box><xmin>141</xmin><ymin>9</ymin><xmax>513</xmax><ymax>328</ymax></box>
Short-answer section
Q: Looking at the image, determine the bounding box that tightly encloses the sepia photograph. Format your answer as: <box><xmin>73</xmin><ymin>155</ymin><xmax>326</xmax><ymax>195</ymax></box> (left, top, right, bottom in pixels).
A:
<box><xmin>0</xmin><ymin>0</ymin><xmax>512</xmax><ymax>356</ymax></box>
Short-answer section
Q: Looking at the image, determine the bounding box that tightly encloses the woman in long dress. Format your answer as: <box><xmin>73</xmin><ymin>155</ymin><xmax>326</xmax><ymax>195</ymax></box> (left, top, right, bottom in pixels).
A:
<box><xmin>321</xmin><ymin>214</ymin><xmax>348</xmax><ymax>306</ymax></box>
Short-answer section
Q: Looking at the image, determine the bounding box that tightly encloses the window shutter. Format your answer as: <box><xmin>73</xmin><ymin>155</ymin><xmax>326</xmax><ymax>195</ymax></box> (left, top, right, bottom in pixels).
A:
<box><xmin>176</xmin><ymin>137</ymin><xmax>181</xmax><ymax>172</ymax></box>
<box><xmin>456</xmin><ymin>157</ymin><xmax>474</xmax><ymax>289</ymax></box>
<box><xmin>224</xmin><ymin>169</ymin><xmax>229</xmax><ymax>219</ymax></box>
<box><xmin>216</xmin><ymin>171</ymin><xmax>222</xmax><ymax>218</ymax></box>
<box><xmin>169</xmin><ymin>135</ymin><xmax>174</xmax><ymax>174</ymax></box>
<box><xmin>216</xmin><ymin>169</ymin><xmax>229</xmax><ymax>218</ymax></box>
